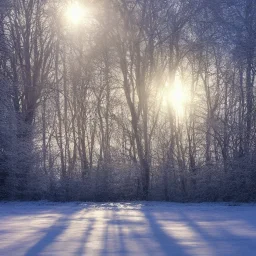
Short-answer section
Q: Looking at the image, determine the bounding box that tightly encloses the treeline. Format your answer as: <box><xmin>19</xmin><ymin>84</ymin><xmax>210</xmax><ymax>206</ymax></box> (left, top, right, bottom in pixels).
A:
<box><xmin>1</xmin><ymin>0</ymin><xmax>256</xmax><ymax>202</ymax></box>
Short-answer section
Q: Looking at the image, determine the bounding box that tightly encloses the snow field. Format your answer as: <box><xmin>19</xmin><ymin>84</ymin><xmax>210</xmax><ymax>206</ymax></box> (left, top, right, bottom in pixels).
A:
<box><xmin>0</xmin><ymin>202</ymin><xmax>256</xmax><ymax>255</ymax></box>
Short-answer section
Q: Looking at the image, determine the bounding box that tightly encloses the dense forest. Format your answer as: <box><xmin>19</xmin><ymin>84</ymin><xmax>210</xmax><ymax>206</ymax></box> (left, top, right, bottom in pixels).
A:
<box><xmin>1</xmin><ymin>0</ymin><xmax>256</xmax><ymax>202</ymax></box>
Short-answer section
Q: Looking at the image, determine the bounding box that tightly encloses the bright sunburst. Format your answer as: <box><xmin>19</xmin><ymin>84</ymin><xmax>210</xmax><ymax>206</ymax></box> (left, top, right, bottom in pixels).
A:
<box><xmin>66</xmin><ymin>2</ymin><xmax>86</xmax><ymax>25</ymax></box>
<box><xmin>164</xmin><ymin>75</ymin><xmax>188</xmax><ymax>117</ymax></box>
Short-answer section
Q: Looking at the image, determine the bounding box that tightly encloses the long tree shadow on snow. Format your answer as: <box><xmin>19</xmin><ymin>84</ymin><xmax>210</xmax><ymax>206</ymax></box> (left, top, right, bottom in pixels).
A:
<box><xmin>24</xmin><ymin>207</ymin><xmax>81</xmax><ymax>256</ymax></box>
<box><xmin>98</xmin><ymin>210</ymin><xmax>129</xmax><ymax>256</ymax></box>
<box><xmin>99</xmin><ymin>208</ymin><xmax>190</xmax><ymax>256</ymax></box>
<box><xmin>142</xmin><ymin>209</ymin><xmax>190</xmax><ymax>256</ymax></box>
<box><xmin>179</xmin><ymin>209</ymin><xmax>256</xmax><ymax>255</ymax></box>
<box><xmin>75</xmin><ymin>217</ymin><xmax>96</xmax><ymax>255</ymax></box>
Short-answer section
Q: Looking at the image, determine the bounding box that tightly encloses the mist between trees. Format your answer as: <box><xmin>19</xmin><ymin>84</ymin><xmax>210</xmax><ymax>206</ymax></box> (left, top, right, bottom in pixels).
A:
<box><xmin>1</xmin><ymin>0</ymin><xmax>256</xmax><ymax>202</ymax></box>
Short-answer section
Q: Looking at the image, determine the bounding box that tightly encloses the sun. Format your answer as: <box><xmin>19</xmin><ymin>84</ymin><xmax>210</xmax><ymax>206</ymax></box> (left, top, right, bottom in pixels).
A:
<box><xmin>164</xmin><ymin>75</ymin><xmax>188</xmax><ymax>117</ymax></box>
<box><xmin>66</xmin><ymin>2</ymin><xmax>86</xmax><ymax>25</ymax></box>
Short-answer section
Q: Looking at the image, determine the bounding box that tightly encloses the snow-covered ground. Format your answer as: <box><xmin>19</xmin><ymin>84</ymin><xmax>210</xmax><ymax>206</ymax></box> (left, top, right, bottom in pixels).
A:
<box><xmin>1</xmin><ymin>202</ymin><xmax>256</xmax><ymax>256</ymax></box>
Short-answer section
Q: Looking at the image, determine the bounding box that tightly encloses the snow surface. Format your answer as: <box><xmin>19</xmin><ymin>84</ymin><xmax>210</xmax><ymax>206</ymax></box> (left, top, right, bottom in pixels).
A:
<box><xmin>1</xmin><ymin>202</ymin><xmax>256</xmax><ymax>256</ymax></box>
